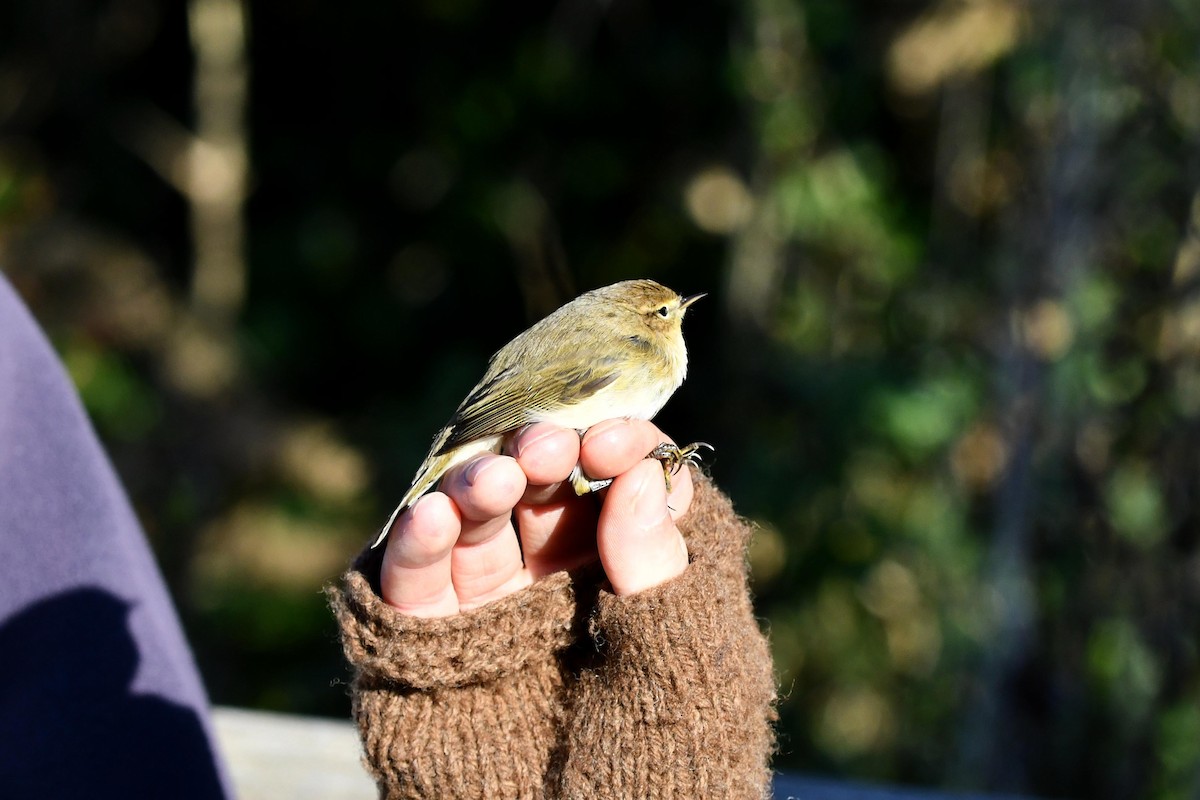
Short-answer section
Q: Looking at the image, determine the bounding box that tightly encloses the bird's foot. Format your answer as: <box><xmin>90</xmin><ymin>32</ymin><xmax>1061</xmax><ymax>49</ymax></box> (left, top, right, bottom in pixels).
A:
<box><xmin>649</xmin><ymin>441</ymin><xmax>713</xmax><ymax>492</ymax></box>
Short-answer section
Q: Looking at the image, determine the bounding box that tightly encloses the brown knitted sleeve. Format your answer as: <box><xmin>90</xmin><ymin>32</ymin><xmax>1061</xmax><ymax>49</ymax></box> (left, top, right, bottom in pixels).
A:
<box><xmin>328</xmin><ymin>546</ymin><xmax>581</xmax><ymax>800</ymax></box>
<box><xmin>554</xmin><ymin>475</ymin><xmax>778</xmax><ymax>799</ymax></box>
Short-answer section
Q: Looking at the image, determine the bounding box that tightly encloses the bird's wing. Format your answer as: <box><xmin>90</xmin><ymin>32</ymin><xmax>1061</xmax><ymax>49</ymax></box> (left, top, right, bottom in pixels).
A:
<box><xmin>436</xmin><ymin>358</ymin><xmax>620</xmax><ymax>455</ymax></box>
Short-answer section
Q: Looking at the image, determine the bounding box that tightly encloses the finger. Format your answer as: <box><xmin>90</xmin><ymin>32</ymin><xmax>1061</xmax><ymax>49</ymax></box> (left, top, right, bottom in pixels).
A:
<box><xmin>514</xmin><ymin>487</ymin><xmax>601</xmax><ymax>578</ymax></box>
<box><xmin>379</xmin><ymin>492</ymin><xmax>462</xmax><ymax>617</ymax></box>
<box><xmin>450</xmin><ymin>535</ymin><xmax>533</xmax><ymax>611</ymax></box>
<box><xmin>440</xmin><ymin>454</ymin><xmax>532</xmax><ymax>610</ymax></box>
<box><xmin>508</xmin><ymin>423</ymin><xmax>597</xmax><ymax>574</ymax></box>
<box><xmin>597</xmin><ymin>459</ymin><xmax>690</xmax><ymax>596</ymax></box>
<box><xmin>442</xmin><ymin>454</ymin><xmax>527</xmax><ymax>540</ymax></box>
<box><xmin>507</xmin><ymin>423</ymin><xmax>581</xmax><ymax>494</ymax></box>
<box><xmin>579</xmin><ymin>418</ymin><xmax>668</xmax><ymax>480</ymax></box>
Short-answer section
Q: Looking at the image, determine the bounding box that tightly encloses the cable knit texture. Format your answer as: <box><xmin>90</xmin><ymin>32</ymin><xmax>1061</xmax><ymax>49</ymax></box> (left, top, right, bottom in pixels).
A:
<box><xmin>328</xmin><ymin>474</ymin><xmax>776</xmax><ymax>799</ymax></box>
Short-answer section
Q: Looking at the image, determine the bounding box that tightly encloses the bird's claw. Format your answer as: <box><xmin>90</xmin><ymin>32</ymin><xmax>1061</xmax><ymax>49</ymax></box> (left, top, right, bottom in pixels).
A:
<box><xmin>649</xmin><ymin>441</ymin><xmax>713</xmax><ymax>491</ymax></box>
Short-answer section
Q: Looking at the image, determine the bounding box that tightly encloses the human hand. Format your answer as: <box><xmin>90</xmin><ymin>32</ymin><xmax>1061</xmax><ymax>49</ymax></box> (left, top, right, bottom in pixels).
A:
<box><xmin>379</xmin><ymin>419</ymin><xmax>694</xmax><ymax>618</ymax></box>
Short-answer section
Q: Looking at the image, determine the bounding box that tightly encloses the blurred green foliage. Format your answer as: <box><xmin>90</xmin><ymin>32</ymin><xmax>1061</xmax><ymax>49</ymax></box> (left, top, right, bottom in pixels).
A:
<box><xmin>3</xmin><ymin>0</ymin><xmax>1200</xmax><ymax>797</ymax></box>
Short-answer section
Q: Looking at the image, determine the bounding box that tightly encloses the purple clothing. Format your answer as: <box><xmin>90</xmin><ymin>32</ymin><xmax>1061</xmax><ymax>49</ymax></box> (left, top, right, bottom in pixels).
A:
<box><xmin>0</xmin><ymin>274</ymin><xmax>231</xmax><ymax>797</ymax></box>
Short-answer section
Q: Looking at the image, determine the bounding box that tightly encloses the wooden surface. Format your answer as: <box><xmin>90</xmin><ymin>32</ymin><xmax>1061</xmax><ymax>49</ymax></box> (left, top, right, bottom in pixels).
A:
<box><xmin>212</xmin><ymin>706</ymin><xmax>375</xmax><ymax>799</ymax></box>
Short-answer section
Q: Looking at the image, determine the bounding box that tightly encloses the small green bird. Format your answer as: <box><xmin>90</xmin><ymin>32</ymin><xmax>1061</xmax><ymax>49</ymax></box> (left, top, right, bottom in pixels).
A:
<box><xmin>372</xmin><ymin>279</ymin><xmax>709</xmax><ymax>548</ymax></box>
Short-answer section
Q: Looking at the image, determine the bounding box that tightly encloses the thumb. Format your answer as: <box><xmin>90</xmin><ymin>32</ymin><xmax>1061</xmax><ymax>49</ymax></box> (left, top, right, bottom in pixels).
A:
<box><xmin>597</xmin><ymin>459</ymin><xmax>689</xmax><ymax>596</ymax></box>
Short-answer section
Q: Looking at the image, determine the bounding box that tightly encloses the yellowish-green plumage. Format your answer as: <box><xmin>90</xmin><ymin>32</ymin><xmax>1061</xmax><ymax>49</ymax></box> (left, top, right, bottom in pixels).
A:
<box><xmin>372</xmin><ymin>279</ymin><xmax>702</xmax><ymax>548</ymax></box>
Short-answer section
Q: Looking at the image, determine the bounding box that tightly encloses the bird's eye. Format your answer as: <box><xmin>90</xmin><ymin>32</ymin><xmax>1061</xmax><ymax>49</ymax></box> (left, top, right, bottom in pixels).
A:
<box><xmin>656</xmin><ymin>305</ymin><xmax>670</xmax><ymax>318</ymax></box>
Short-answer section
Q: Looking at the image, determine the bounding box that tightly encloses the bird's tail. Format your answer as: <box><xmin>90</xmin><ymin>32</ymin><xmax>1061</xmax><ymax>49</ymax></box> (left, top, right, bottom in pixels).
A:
<box><xmin>370</xmin><ymin>453</ymin><xmax>450</xmax><ymax>549</ymax></box>
<box><xmin>370</xmin><ymin>429</ymin><xmax>503</xmax><ymax>549</ymax></box>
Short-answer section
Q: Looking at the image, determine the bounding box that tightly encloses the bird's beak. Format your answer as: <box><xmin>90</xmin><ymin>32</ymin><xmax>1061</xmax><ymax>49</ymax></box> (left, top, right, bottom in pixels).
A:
<box><xmin>680</xmin><ymin>292</ymin><xmax>707</xmax><ymax>310</ymax></box>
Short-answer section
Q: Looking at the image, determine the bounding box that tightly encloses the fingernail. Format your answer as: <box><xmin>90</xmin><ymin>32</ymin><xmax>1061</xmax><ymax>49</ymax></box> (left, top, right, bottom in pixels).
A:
<box><xmin>588</xmin><ymin>418</ymin><xmax>629</xmax><ymax>437</ymax></box>
<box><xmin>463</xmin><ymin>457</ymin><xmax>492</xmax><ymax>486</ymax></box>
<box><xmin>510</xmin><ymin>425</ymin><xmax>554</xmax><ymax>459</ymax></box>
